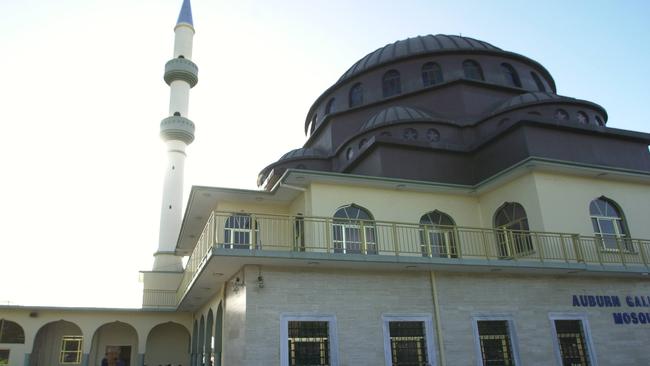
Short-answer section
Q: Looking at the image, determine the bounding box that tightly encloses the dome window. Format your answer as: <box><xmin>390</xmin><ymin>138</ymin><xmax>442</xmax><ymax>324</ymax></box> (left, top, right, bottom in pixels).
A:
<box><xmin>346</xmin><ymin>147</ymin><xmax>354</xmax><ymax>160</ymax></box>
<box><xmin>403</xmin><ymin>128</ymin><xmax>418</xmax><ymax>141</ymax></box>
<box><xmin>462</xmin><ymin>60</ymin><xmax>484</xmax><ymax>81</ymax></box>
<box><xmin>325</xmin><ymin>98</ymin><xmax>336</xmax><ymax>115</ymax></box>
<box><xmin>501</xmin><ymin>63</ymin><xmax>521</xmax><ymax>88</ymax></box>
<box><xmin>531</xmin><ymin>72</ymin><xmax>546</xmax><ymax>92</ymax></box>
<box><xmin>349</xmin><ymin>83</ymin><xmax>364</xmax><ymax>108</ymax></box>
<box><xmin>577</xmin><ymin>111</ymin><xmax>589</xmax><ymax>124</ymax></box>
<box><xmin>359</xmin><ymin>138</ymin><xmax>368</xmax><ymax>149</ymax></box>
<box><xmin>426</xmin><ymin>128</ymin><xmax>440</xmax><ymax>142</ymax></box>
<box><xmin>382</xmin><ymin>70</ymin><xmax>402</xmax><ymax>98</ymax></box>
<box><xmin>422</xmin><ymin>62</ymin><xmax>443</xmax><ymax>87</ymax></box>
<box><xmin>595</xmin><ymin>115</ymin><xmax>605</xmax><ymax>127</ymax></box>
<box><xmin>554</xmin><ymin>109</ymin><xmax>569</xmax><ymax>121</ymax></box>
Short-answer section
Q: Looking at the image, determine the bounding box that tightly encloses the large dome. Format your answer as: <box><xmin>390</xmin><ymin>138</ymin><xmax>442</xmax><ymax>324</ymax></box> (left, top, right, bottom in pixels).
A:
<box><xmin>338</xmin><ymin>34</ymin><xmax>502</xmax><ymax>83</ymax></box>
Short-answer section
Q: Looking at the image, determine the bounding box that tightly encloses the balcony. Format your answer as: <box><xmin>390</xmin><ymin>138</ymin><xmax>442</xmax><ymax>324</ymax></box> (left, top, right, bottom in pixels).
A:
<box><xmin>175</xmin><ymin>212</ymin><xmax>650</xmax><ymax>307</ymax></box>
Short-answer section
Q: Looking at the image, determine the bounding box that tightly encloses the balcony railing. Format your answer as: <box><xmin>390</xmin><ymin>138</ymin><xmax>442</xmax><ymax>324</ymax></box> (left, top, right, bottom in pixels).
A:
<box><xmin>176</xmin><ymin>212</ymin><xmax>650</xmax><ymax>304</ymax></box>
<box><xmin>143</xmin><ymin>289</ymin><xmax>177</xmax><ymax>308</ymax></box>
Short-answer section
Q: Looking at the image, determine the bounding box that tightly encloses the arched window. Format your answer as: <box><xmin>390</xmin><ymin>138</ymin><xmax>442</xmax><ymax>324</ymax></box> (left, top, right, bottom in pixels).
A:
<box><xmin>332</xmin><ymin>204</ymin><xmax>376</xmax><ymax>254</ymax></box>
<box><xmin>349</xmin><ymin>83</ymin><xmax>363</xmax><ymax>108</ymax></box>
<box><xmin>494</xmin><ymin>202</ymin><xmax>533</xmax><ymax>257</ymax></box>
<box><xmin>382</xmin><ymin>70</ymin><xmax>402</xmax><ymax>98</ymax></box>
<box><xmin>463</xmin><ymin>60</ymin><xmax>484</xmax><ymax>81</ymax></box>
<box><xmin>325</xmin><ymin>98</ymin><xmax>336</xmax><ymax>115</ymax></box>
<box><xmin>531</xmin><ymin>72</ymin><xmax>546</xmax><ymax>92</ymax></box>
<box><xmin>0</xmin><ymin>319</ymin><xmax>25</xmax><ymax>343</ymax></box>
<box><xmin>501</xmin><ymin>63</ymin><xmax>521</xmax><ymax>88</ymax></box>
<box><xmin>422</xmin><ymin>62</ymin><xmax>443</xmax><ymax>87</ymax></box>
<box><xmin>224</xmin><ymin>214</ymin><xmax>259</xmax><ymax>249</ymax></box>
<box><xmin>589</xmin><ymin>197</ymin><xmax>630</xmax><ymax>250</ymax></box>
<box><xmin>420</xmin><ymin>211</ymin><xmax>457</xmax><ymax>258</ymax></box>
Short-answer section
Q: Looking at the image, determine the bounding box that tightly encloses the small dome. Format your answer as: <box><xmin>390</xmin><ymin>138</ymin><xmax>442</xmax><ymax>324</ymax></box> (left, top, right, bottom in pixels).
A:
<box><xmin>279</xmin><ymin>148</ymin><xmax>325</xmax><ymax>161</ymax></box>
<box><xmin>491</xmin><ymin>92</ymin><xmax>607</xmax><ymax>118</ymax></box>
<box><xmin>361</xmin><ymin>106</ymin><xmax>434</xmax><ymax>131</ymax></box>
<box><xmin>339</xmin><ymin>34</ymin><xmax>501</xmax><ymax>83</ymax></box>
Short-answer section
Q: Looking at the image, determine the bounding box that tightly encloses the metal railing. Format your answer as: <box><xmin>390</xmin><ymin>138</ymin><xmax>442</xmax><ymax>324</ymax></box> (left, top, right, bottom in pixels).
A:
<box><xmin>175</xmin><ymin>211</ymin><xmax>650</xmax><ymax>304</ymax></box>
<box><xmin>143</xmin><ymin>289</ymin><xmax>177</xmax><ymax>308</ymax></box>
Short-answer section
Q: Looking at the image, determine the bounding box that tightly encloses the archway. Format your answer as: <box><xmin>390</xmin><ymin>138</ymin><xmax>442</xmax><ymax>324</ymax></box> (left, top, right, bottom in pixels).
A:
<box><xmin>145</xmin><ymin>322</ymin><xmax>190</xmax><ymax>366</ymax></box>
<box><xmin>205</xmin><ymin>310</ymin><xmax>214</xmax><ymax>366</ymax></box>
<box><xmin>30</xmin><ymin>320</ymin><xmax>83</xmax><ymax>366</ymax></box>
<box><xmin>214</xmin><ymin>303</ymin><xmax>223</xmax><ymax>366</ymax></box>
<box><xmin>89</xmin><ymin>321</ymin><xmax>138</xmax><ymax>366</ymax></box>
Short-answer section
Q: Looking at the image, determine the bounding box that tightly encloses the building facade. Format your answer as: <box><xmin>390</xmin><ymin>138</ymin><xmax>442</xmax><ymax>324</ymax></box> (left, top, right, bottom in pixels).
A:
<box><xmin>2</xmin><ymin>1</ymin><xmax>650</xmax><ymax>365</ymax></box>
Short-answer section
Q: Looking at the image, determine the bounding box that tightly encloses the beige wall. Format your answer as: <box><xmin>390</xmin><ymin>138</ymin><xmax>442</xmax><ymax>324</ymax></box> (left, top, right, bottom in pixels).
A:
<box><xmin>477</xmin><ymin>173</ymin><xmax>544</xmax><ymax>231</ymax></box>
<box><xmin>222</xmin><ymin>269</ymin><xmax>246</xmax><ymax>366</ymax></box>
<box><xmin>532</xmin><ymin>172</ymin><xmax>650</xmax><ymax>238</ymax></box>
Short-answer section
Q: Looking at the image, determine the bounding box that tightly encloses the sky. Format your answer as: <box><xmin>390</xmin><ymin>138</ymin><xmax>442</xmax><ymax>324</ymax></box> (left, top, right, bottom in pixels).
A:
<box><xmin>1</xmin><ymin>0</ymin><xmax>649</xmax><ymax>308</ymax></box>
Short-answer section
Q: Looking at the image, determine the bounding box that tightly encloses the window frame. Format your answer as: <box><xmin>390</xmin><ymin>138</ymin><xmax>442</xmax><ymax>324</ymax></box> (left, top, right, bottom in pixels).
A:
<box><xmin>493</xmin><ymin>203</ymin><xmax>534</xmax><ymax>257</ymax></box>
<box><xmin>462</xmin><ymin>60</ymin><xmax>485</xmax><ymax>81</ymax></box>
<box><xmin>0</xmin><ymin>350</ymin><xmax>8</xmax><ymax>366</ymax></box>
<box><xmin>500</xmin><ymin>63</ymin><xmax>522</xmax><ymax>88</ymax></box>
<box><xmin>223</xmin><ymin>214</ymin><xmax>260</xmax><ymax>250</ymax></box>
<box><xmin>382</xmin><ymin>69</ymin><xmax>402</xmax><ymax>98</ymax></box>
<box><xmin>59</xmin><ymin>335</ymin><xmax>83</xmax><ymax>364</ymax></box>
<box><xmin>419</xmin><ymin>211</ymin><xmax>457</xmax><ymax>258</ymax></box>
<box><xmin>332</xmin><ymin>204</ymin><xmax>377</xmax><ymax>255</ymax></box>
<box><xmin>548</xmin><ymin>313</ymin><xmax>598</xmax><ymax>366</ymax></box>
<box><xmin>589</xmin><ymin>197</ymin><xmax>631</xmax><ymax>252</ymax></box>
<box><xmin>422</xmin><ymin>62</ymin><xmax>443</xmax><ymax>87</ymax></box>
<box><xmin>280</xmin><ymin>314</ymin><xmax>339</xmax><ymax>366</ymax></box>
<box><xmin>471</xmin><ymin>314</ymin><xmax>521</xmax><ymax>366</ymax></box>
<box><xmin>382</xmin><ymin>314</ymin><xmax>436</xmax><ymax>366</ymax></box>
<box><xmin>349</xmin><ymin>83</ymin><xmax>364</xmax><ymax>108</ymax></box>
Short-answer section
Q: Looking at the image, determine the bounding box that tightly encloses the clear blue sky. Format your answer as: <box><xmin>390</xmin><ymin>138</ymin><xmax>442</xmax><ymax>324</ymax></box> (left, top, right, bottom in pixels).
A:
<box><xmin>0</xmin><ymin>0</ymin><xmax>648</xmax><ymax>307</ymax></box>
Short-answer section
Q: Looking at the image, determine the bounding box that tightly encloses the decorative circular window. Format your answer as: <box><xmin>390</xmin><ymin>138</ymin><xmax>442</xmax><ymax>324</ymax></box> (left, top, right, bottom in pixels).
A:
<box><xmin>403</xmin><ymin>128</ymin><xmax>418</xmax><ymax>140</ymax></box>
<box><xmin>554</xmin><ymin>109</ymin><xmax>569</xmax><ymax>121</ymax></box>
<box><xmin>595</xmin><ymin>115</ymin><xmax>605</xmax><ymax>127</ymax></box>
<box><xmin>426</xmin><ymin>128</ymin><xmax>440</xmax><ymax>142</ymax></box>
<box><xmin>358</xmin><ymin>138</ymin><xmax>368</xmax><ymax>149</ymax></box>
<box><xmin>346</xmin><ymin>147</ymin><xmax>354</xmax><ymax>160</ymax></box>
<box><xmin>577</xmin><ymin>111</ymin><xmax>589</xmax><ymax>124</ymax></box>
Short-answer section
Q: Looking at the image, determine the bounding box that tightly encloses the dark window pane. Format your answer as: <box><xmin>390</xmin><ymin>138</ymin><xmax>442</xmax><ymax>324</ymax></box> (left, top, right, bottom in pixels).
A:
<box><xmin>422</xmin><ymin>62</ymin><xmax>443</xmax><ymax>87</ymax></box>
<box><xmin>531</xmin><ymin>72</ymin><xmax>546</xmax><ymax>92</ymax></box>
<box><xmin>477</xmin><ymin>321</ymin><xmax>514</xmax><ymax>366</ymax></box>
<box><xmin>389</xmin><ymin>321</ymin><xmax>428</xmax><ymax>366</ymax></box>
<box><xmin>0</xmin><ymin>350</ymin><xmax>9</xmax><ymax>366</ymax></box>
<box><xmin>0</xmin><ymin>320</ymin><xmax>25</xmax><ymax>344</ymax></box>
<box><xmin>501</xmin><ymin>63</ymin><xmax>521</xmax><ymax>87</ymax></box>
<box><xmin>555</xmin><ymin>320</ymin><xmax>590</xmax><ymax>366</ymax></box>
<box><xmin>288</xmin><ymin>321</ymin><xmax>329</xmax><ymax>366</ymax></box>
<box><xmin>463</xmin><ymin>60</ymin><xmax>484</xmax><ymax>81</ymax></box>
<box><xmin>383</xmin><ymin>70</ymin><xmax>402</xmax><ymax>98</ymax></box>
<box><xmin>349</xmin><ymin>83</ymin><xmax>363</xmax><ymax>108</ymax></box>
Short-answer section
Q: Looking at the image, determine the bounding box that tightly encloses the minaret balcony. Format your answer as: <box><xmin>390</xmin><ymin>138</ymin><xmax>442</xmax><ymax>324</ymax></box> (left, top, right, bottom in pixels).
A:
<box><xmin>174</xmin><ymin>211</ymin><xmax>650</xmax><ymax>310</ymax></box>
<box><xmin>164</xmin><ymin>58</ymin><xmax>199</xmax><ymax>87</ymax></box>
<box><xmin>160</xmin><ymin>115</ymin><xmax>195</xmax><ymax>144</ymax></box>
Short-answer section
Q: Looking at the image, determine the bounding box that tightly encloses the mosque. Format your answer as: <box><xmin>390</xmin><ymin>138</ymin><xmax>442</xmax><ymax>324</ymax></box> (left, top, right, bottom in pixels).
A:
<box><xmin>2</xmin><ymin>0</ymin><xmax>650</xmax><ymax>365</ymax></box>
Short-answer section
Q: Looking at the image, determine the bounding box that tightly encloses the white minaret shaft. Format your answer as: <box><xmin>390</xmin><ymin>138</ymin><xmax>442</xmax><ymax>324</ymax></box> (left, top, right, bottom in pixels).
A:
<box><xmin>154</xmin><ymin>0</ymin><xmax>198</xmax><ymax>271</ymax></box>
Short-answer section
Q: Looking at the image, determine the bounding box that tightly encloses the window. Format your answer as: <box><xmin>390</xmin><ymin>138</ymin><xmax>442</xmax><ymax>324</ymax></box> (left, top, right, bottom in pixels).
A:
<box><xmin>463</xmin><ymin>60</ymin><xmax>484</xmax><ymax>81</ymax></box>
<box><xmin>0</xmin><ymin>350</ymin><xmax>8</xmax><ymax>366</ymax></box>
<box><xmin>0</xmin><ymin>319</ymin><xmax>24</xmax><ymax>343</ymax></box>
<box><xmin>382</xmin><ymin>316</ymin><xmax>435</xmax><ymax>366</ymax></box>
<box><xmin>494</xmin><ymin>203</ymin><xmax>533</xmax><ymax>257</ymax></box>
<box><xmin>554</xmin><ymin>109</ymin><xmax>569</xmax><ymax>121</ymax></box>
<box><xmin>420</xmin><ymin>211</ymin><xmax>457</xmax><ymax>258</ymax></box>
<box><xmin>403</xmin><ymin>128</ymin><xmax>418</xmax><ymax>141</ymax></box>
<box><xmin>281</xmin><ymin>315</ymin><xmax>338</xmax><ymax>366</ymax></box>
<box><xmin>500</xmin><ymin>63</ymin><xmax>521</xmax><ymax>88</ymax></box>
<box><xmin>382</xmin><ymin>70</ymin><xmax>402</xmax><ymax>98</ymax></box>
<box><xmin>549</xmin><ymin>314</ymin><xmax>596</xmax><ymax>366</ymax></box>
<box><xmin>594</xmin><ymin>115</ymin><xmax>605</xmax><ymax>127</ymax></box>
<box><xmin>349</xmin><ymin>83</ymin><xmax>363</xmax><ymax>108</ymax></box>
<box><xmin>577</xmin><ymin>111</ymin><xmax>589</xmax><ymax>125</ymax></box>
<box><xmin>531</xmin><ymin>72</ymin><xmax>546</xmax><ymax>92</ymax></box>
<box><xmin>589</xmin><ymin>197</ymin><xmax>630</xmax><ymax>251</ymax></box>
<box><xmin>332</xmin><ymin>205</ymin><xmax>377</xmax><ymax>254</ymax></box>
<box><xmin>325</xmin><ymin>98</ymin><xmax>336</xmax><ymax>115</ymax></box>
<box><xmin>224</xmin><ymin>214</ymin><xmax>259</xmax><ymax>249</ymax></box>
<box><xmin>60</xmin><ymin>336</ymin><xmax>83</xmax><ymax>364</ymax></box>
<box><xmin>473</xmin><ymin>317</ymin><xmax>520</xmax><ymax>366</ymax></box>
<box><xmin>426</xmin><ymin>128</ymin><xmax>440</xmax><ymax>142</ymax></box>
<box><xmin>422</xmin><ymin>62</ymin><xmax>443</xmax><ymax>87</ymax></box>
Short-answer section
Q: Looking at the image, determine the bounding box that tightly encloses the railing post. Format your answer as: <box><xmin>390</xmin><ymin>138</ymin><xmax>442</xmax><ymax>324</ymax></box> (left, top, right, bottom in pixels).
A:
<box><xmin>594</xmin><ymin>239</ymin><xmax>604</xmax><ymax>266</ymax></box>
<box><xmin>423</xmin><ymin>226</ymin><xmax>432</xmax><ymax>257</ymax></box>
<box><xmin>615</xmin><ymin>237</ymin><xmax>626</xmax><ymax>267</ymax></box>
<box><xmin>325</xmin><ymin>219</ymin><xmax>331</xmax><ymax>254</ymax></box>
<box><xmin>508</xmin><ymin>230</ymin><xmax>517</xmax><ymax>260</ymax></box>
<box><xmin>392</xmin><ymin>223</ymin><xmax>400</xmax><ymax>256</ymax></box>
<box><xmin>559</xmin><ymin>235</ymin><xmax>569</xmax><ymax>263</ymax></box>
<box><xmin>360</xmin><ymin>220</ymin><xmax>367</xmax><ymax>255</ymax></box>
<box><xmin>454</xmin><ymin>227</ymin><xmax>462</xmax><ymax>259</ymax></box>
<box><xmin>571</xmin><ymin>235</ymin><xmax>582</xmax><ymax>263</ymax></box>
<box><xmin>481</xmin><ymin>230</ymin><xmax>490</xmax><ymax>260</ymax></box>
<box><xmin>639</xmin><ymin>240</ymin><xmax>649</xmax><ymax>269</ymax></box>
<box><xmin>535</xmin><ymin>232</ymin><xmax>544</xmax><ymax>262</ymax></box>
<box><xmin>251</xmin><ymin>214</ymin><xmax>257</xmax><ymax>250</ymax></box>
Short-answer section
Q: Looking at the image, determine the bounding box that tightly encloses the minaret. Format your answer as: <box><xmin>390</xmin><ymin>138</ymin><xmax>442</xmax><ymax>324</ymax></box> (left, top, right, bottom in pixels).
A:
<box><xmin>154</xmin><ymin>0</ymin><xmax>198</xmax><ymax>271</ymax></box>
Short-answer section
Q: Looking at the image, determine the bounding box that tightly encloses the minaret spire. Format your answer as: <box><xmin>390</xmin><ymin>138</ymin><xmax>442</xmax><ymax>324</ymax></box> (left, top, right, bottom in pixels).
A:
<box><xmin>153</xmin><ymin>0</ymin><xmax>199</xmax><ymax>271</ymax></box>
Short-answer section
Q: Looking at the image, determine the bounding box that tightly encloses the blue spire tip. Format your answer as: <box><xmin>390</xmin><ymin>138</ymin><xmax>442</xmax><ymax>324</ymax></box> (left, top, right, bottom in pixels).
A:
<box><xmin>176</xmin><ymin>0</ymin><xmax>194</xmax><ymax>27</ymax></box>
